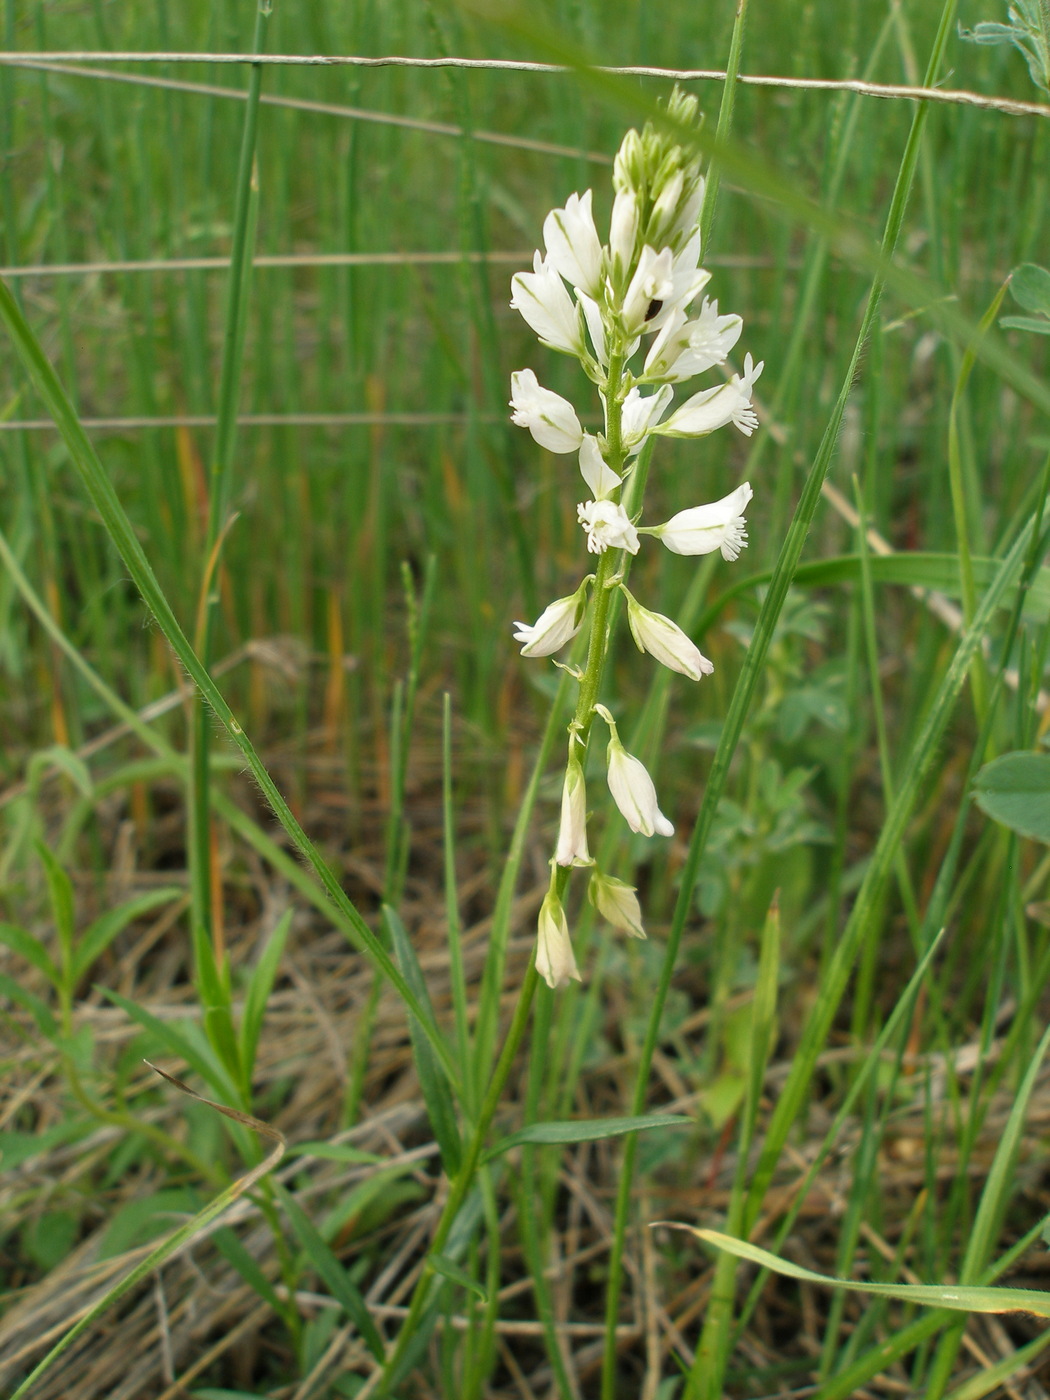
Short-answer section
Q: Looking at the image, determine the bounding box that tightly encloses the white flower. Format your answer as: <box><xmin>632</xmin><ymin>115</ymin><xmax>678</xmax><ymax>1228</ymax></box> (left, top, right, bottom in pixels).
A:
<box><xmin>622</xmin><ymin>587</ymin><xmax>714</xmax><ymax>681</ymax></box>
<box><xmin>665</xmin><ymin>176</ymin><xmax>704</xmax><ymax>252</ymax></box>
<box><xmin>510</xmin><ymin>252</ymin><xmax>586</xmax><ymax>356</ymax></box>
<box><xmin>579</xmin><ymin>434</ymin><xmax>621</xmax><ymax>499</ymax></box>
<box><xmin>536</xmin><ymin>890</ymin><xmax>581</xmax><ymax>989</ymax></box>
<box><xmin>513</xmin><ymin>582</ymin><xmax>589</xmax><ymax>657</ymax></box>
<box><xmin>576</xmin><ymin>289</ymin><xmax>609</xmax><ymax>369</ymax></box>
<box><xmin>608</xmin><ymin>188</ymin><xmax>640</xmax><ymax>285</ymax></box>
<box><xmin>577</xmin><ymin>499</ymin><xmax>640</xmax><ymax>555</ymax></box>
<box><xmin>588</xmin><ymin>870</ymin><xmax>646</xmax><ymax>938</ymax></box>
<box><xmin>622</xmin><ymin>245</ymin><xmax>676</xmax><ymax>335</ymax></box>
<box><xmin>643</xmin><ymin>298</ymin><xmax>743</xmax><ymax>381</ymax></box>
<box><xmin>555</xmin><ymin>756</ymin><xmax>591</xmax><ymax>867</ymax></box>
<box><xmin>509</xmin><ymin>369</ymin><xmax>584</xmax><ymax>453</ymax></box>
<box><xmin>654</xmin><ymin>353</ymin><xmax>764</xmax><ymax>438</ymax></box>
<box><xmin>645</xmin><ymin>482</ymin><xmax>753</xmax><ymax>561</ymax></box>
<box><xmin>543</xmin><ymin>190</ymin><xmax>604</xmax><ymax>300</ymax></box>
<box><xmin>644</xmin><ymin>233</ymin><xmax>711</xmax><ymax>334</ymax></box>
<box><xmin>603</xmin><ymin>727</ymin><xmax>674</xmax><ymax>838</ymax></box>
<box><xmin>621</xmin><ymin>385</ymin><xmax>674</xmax><ymax>455</ymax></box>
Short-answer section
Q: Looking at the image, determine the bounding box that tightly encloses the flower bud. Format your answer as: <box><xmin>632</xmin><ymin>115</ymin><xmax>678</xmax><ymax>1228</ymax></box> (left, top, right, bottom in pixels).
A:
<box><xmin>605</xmin><ymin>733</ymin><xmax>674</xmax><ymax>839</ymax></box>
<box><xmin>608</xmin><ymin>189</ymin><xmax>640</xmax><ymax>288</ymax></box>
<box><xmin>588</xmin><ymin>870</ymin><xmax>646</xmax><ymax>938</ymax></box>
<box><xmin>622</xmin><ymin>587</ymin><xmax>714</xmax><ymax>681</ymax></box>
<box><xmin>512</xmin><ymin>581</ymin><xmax>589</xmax><ymax>657</ymax></box>
<box><xmin>555</xmin><ymin>755</ymin><xmax>591</xmax><ymax>867</ymax></box>
<box><xmin>536</xmin><ymin>890</ymin><xmax>581</xmax><ymax>989</ymax></box>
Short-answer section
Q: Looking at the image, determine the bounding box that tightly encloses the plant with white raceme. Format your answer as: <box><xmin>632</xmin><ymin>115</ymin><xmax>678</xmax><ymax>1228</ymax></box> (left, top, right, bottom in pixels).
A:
<box><xmin>508</xmin><ymin>87</ymin><xmax>763</xmax><ymax>988</ymax></box>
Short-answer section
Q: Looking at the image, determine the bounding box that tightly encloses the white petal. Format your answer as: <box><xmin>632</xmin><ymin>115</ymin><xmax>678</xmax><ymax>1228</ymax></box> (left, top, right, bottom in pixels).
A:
<box><xmin>606</xmin><ymin>741</ymin><xmax>674</xmax><ymax>838</ymax></box>
<box><xmin>555</xmin><ymin>760</ymin><xmax>590</xmax><ymax>867</ymax></box>
<box><xmin>622</xmin><ymin>246</ymin><xmax>675</xmax><ymax>335</ymax></box>
<box><xmin>624</xmin><ymin>590</ymin><xmax>714</xmax><ymax>681</ymax></box>
<box><xmin>512</xmin><ymin>589</ymin><xmax>586</xmax><ymax>657</ymax></box>
<box><xmin>510</xmin><ymin>251</ymin><xmax>585</xmax><ymax>356</ymax></box>
<box><xmin>509</xmin><ymin>369</ymin><xmax>584</xmax><ymax>453</ymax></box>
<box><xmin>652</xmin><ymin>483</ymin><xmax>753</xmax><ymax>558</ymax></box>
<box><xmin>608</xmin><ymin>189</ymin><xmax>639</xmax><ymax>285</ymax></box>
<box><xmin>536</xmin><ymin>893</ymin><xmax>581</xmax><ymax>989</ymax></box>
<box><xmin>576</xmin><ymin>290</ymin><xmax>608</xmax><ymax>369</ymax></box>
<box><xmin>543</xmin><ymin>190</ymin><xmax>604</xmax><ymax>300</ymax></box>
<box><xmin>621</xmin><ymin>384</ymin><xmax>674</xmax><ymax>453</ymax></box>
<box><xmin>579</xmin><ymin>434</ymin><xmax>621</xmax><ymax>498</ymax></box>
<box><xmin>577</xmin><ymin>500</ymin><xmax>640</xmax><ymax>555</ymax></box>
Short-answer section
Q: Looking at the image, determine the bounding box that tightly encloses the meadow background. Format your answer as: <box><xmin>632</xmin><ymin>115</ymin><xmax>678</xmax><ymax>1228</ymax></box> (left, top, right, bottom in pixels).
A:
<box><xmin>2</xmin><ymin>1</ymin><xmax>1050</xmax><ymax>1397</ymax></box>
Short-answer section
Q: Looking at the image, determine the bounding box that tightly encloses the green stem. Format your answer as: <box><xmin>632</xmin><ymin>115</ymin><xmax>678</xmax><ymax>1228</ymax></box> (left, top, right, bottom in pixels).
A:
<box><xmin>377</xmin><ymin>959</ymin><xmax>541</xmax><ymax>1393</ymax></box>
<box><xmin>190</xmin><ymin>0</ymin><xmax>270</xmax><ymax>953</ymax></box>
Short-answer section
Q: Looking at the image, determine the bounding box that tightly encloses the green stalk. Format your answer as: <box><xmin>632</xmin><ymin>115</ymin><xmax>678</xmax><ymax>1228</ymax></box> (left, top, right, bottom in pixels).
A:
<box><xmin>376</xmin><ymin>958</ymin><xmax>541</xmax><ymax>1394</ymax></box>
<box><xmin>190</xmin><ymin>0</ymin><xmax>270</xmax><ymax>953</ymax></box>
<box><xmin>947</xmin><ymin>279</ymin><xmax>1010</xmax><ymax>726</ymax></box>
<box><xmin>601</xmin><ymin>5</ymin><xmax>959</xmax><ymax>1393</ymax></box>
<box><xmin>698</xmin><ymin>0</ymin><xmax>750</xmax><ymax>253</ymax></box>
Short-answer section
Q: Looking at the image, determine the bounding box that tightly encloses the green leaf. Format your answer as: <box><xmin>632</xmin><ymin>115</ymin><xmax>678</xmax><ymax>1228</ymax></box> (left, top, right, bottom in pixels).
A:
<box><xmin>0</xmin><ymin>973</ymin><xmax>58</xmax><ymax>1038</ymax></box>
<box><xmin>973</xmin><ymin>752</ymin><xmax>1050</xmax><ymax>843</ymax></box>
<box><xmin>36</xmin><ymin>843</ymin><xmax>75</xmax><ymax>984</ymax></box>
<box><xmin>0</xmin><ymin>921</ymin><xmax>59</xmax><ymax>986</ymax></box>
<box><xmin>73</xmin><ymin>888</ymin><xmax>183</xmax><ymax>983</ymax></box>
<box><xmin>999</xmin><ymin>315</ymin><xmax>1050</xmax><ymax>335</ymax></box>
<box><xmin>99</xmin><ymin>987</ymin><xmax>239</xmax><ymax>1104</ymax></box>
<box><xmin>26</xmin><ymin>745</ymin><xmax>94</xmax><ymax>799</ymax></box>
<box><xmin>481</xmin><ymin>1113</ymin><xmax>691</xmax><ymax>1163</ymax></box>
<box><xmin>238</xmin><ymin>909</ymin><xmax>292</xmax><ymax>1089</ymax></box>
<box><xmin>1010</xmin><ymin>262</ymin><xmax>1050</xmax><ymax>317</ymax></box>
<box><xmin>22</xmin><ymin>1210</ymin><xmax>79</xmax><ymax>1271</ymax></box>
<box><xmin>211</xmin><ymin>1226</ymin><xmax>284</xmax><ymax>1314</ymax></box>
<box><xmin>288</xmin><ymin>1141</ymin><xmax>385</xmax><ymax>1165</ymax></box>
<box><xmin>384</xmin><ymin>904</ymin><xmax>462</xmax><ymax>1176</ymax></box>
<box><xmin>99</xmin><ymin>1187</ymin><xmax>201</xmax><ymax>1259</ymax></box>
<box><xmin>0</xmin><ymin>1119</ymin><xmax>93</xmax><ymax>1171</ymax></box>
<box><xmin>677</xmin><ymin>1227</ymin><xmax>1050</xmax><ymax>1317</ymax></box>
<box><xmin>429</xmin><ymin>1252</ymin><xmax>488</xmax><ymax>1302</ymax></box>
<box><xmin>701</xmin><ymin>552</ymin><xmax>1050</xmax><ymax>636</ymax></box>
<box><xmin>273</xmin><ymin>1181</ymin><xmax>385</xmax><ymax>1361</ymax></box>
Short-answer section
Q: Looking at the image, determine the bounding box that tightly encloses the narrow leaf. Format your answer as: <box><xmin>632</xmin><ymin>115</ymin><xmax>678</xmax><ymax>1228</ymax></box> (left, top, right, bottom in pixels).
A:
<box><xmin>0</xmin><ymin>921</ymin><xmax>59</xmax><ymax>986</ymax></box>
<box><xmin>429</xmin><ymin>1252</ymin><xmax>488</xmax><ymax>1302</ymax></box>
<box><xmin>273</xmin><ymin>1181</ymin><xmax>386</xmax><ymax>1361</ymax></box>
<box><xmin>384</xmin><ymin>904</ymin><xmax>462</xmax><ymax>1175</ymax></box>
<box><xmin>672</xmin><ymin>1227</ymin><xmax>1050</xmax><ymax>1317</ymax></box>
<box><xmin>238</xmin><ymin>909</ymin><xmax>293</xmax><ymax>1087</ymax></box>
<box><xmin>482</xmin><ymin>1113</ymin><xmax>691</xmax><ymax>1163</ymax></box>
<box><xmin>73</xmin><ymin>888</ymin><xmax>183</xmax><ymax>983</ymax></box>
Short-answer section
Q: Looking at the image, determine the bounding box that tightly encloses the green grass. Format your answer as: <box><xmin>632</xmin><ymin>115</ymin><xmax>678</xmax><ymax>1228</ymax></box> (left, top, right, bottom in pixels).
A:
<box><xmin>2</xmin><ymin>0</ymin><xmax>1050</xmax><ymax>1397</ymax></box>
